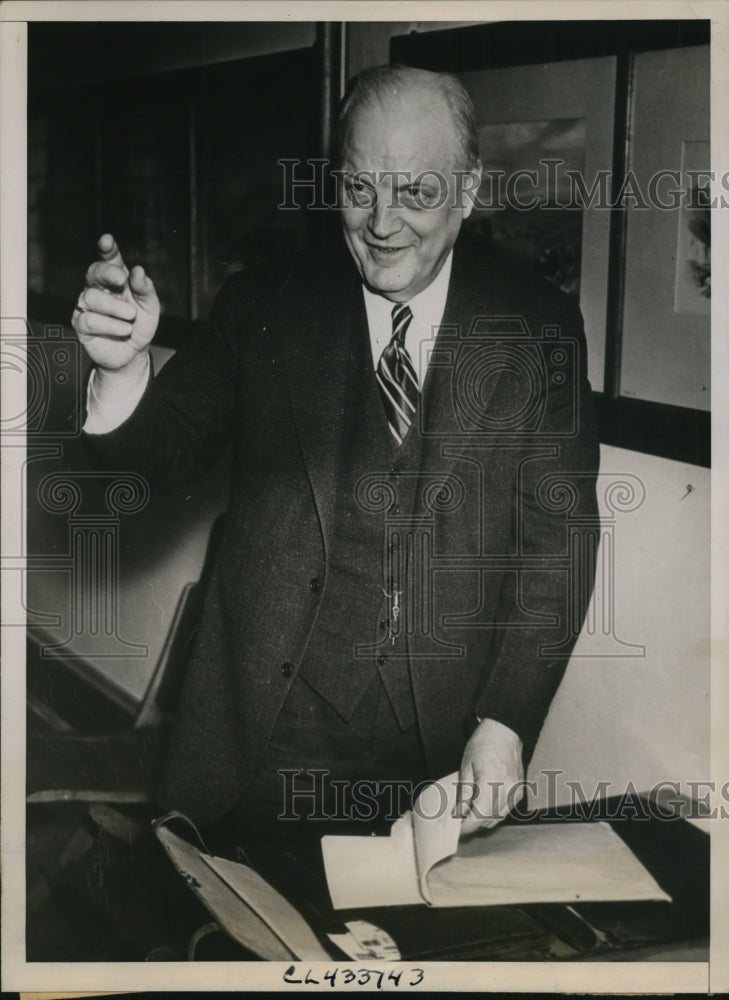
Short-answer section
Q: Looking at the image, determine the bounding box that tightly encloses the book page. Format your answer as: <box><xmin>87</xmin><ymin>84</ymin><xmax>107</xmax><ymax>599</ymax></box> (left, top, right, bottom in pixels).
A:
<box><xmin>322</xmin><ymin>774</ymin><xmax>673</xmax><ymax>911</ymax></box>
<box><xmin>321</xmin><ymin>773</ymin><xmax>468</xmax><ymax>908</ymax></box>
<box><xmin>155</xmin><ymin>823</ymin><xmax>294</xmax><ymax>960</ymax></box>
<box><xmin>410</xmin><ymin>772</ymin><xmax>463</xmax><ymax>903</ymax></box>
<box><xmin>202</xmin><ymin>855</ymin><xmax>332</xmax><ymax>960</ymax></box>
<box><xmin>425</xmin><ymin>821</ymin><xmax>672</xmax><ymax>908</ymax></box>
<box><xmin>321</xmin><ymin>811</ymin><xmax>422</xmax><ymax>909</ymax></box>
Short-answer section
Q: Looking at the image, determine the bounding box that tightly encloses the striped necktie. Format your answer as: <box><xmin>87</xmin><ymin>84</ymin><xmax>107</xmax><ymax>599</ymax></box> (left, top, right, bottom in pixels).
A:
<box><xmin>376</xmin><ymin>304</ymin><xmax>419</xmax><ymax>445</ymax></box>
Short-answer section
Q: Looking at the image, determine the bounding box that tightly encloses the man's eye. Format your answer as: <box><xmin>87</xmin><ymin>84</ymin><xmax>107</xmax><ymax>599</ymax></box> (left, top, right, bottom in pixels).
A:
<box><xmin>402</xmin><ymin>185</ymin><xmax>435</xmax><ymax>207</ymax></box>
<box><xmin>343</xmin><ymin>179</ymin><xmax>376</xmax><ymax>208</ymax></box>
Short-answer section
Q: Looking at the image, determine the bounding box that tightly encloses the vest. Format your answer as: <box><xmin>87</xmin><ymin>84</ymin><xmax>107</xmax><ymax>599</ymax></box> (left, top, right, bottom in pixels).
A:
<box><xmin>297</xmin><ymin>309</ymin><xmax>425</xmax><ymax>730</ymax></box>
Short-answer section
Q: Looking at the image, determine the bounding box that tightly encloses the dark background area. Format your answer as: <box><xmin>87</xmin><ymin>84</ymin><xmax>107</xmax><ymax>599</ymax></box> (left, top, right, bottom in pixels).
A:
<box><xmin>28</xmin><ymin>22</ymin><xmax>319</xmax><ymax>339</ymax></box>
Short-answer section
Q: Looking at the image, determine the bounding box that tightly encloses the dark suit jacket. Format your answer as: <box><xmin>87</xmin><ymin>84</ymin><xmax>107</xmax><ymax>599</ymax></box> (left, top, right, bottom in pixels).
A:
<box><xmin>84</xmin><ymin>236</ymin><xmax>600</xmax><ymax>826</ymax></box>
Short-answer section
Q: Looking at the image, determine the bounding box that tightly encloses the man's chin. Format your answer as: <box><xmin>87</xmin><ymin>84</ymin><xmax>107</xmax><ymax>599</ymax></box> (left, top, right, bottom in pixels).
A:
<box><xmin>362</xmin><ymin>268</ymin><xmax>413</xmax><ymax>300</ymax></box>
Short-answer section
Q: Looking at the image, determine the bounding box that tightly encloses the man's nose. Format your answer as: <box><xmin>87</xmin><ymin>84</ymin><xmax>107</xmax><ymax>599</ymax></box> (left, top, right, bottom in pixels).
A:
<box><xmin>367</xmin><ymin>197</ymin><xmax>403</xmax><ymax>239</ymax></box>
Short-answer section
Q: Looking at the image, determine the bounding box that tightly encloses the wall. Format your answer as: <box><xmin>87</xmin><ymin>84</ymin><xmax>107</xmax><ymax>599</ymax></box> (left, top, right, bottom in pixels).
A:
<box><xmin>530</xmin><ymin>444</ymin><xmax>710</xmax><ymax>812</ymax></box>
<box><xmin>348</xmin><ymin>21</ymin><xmax>486</xmax><ymax>78</ymax></box>
<box><xmin>28</xmin><ymin>21</ymin><xmax>317</xmax><ymax>90</ymax></box>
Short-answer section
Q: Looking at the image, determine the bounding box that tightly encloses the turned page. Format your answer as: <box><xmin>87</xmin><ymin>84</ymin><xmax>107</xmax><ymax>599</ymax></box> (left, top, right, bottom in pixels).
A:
<box><xmin>321</xmin><ymin>773</ymin><xmax>466</xmax><ymax>909</ymax></box>
<box><xmin>323</xmin><ymin>773</ymin><xmax>671</xmax><ymax>910</ymax></box>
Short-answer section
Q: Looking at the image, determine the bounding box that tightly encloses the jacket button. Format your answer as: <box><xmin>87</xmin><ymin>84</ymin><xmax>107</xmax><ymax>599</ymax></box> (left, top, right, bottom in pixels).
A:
<box><xmin>309</xmin><ymin>577</ymin><xmax>320</xmax><ymax>593</ymax></box>
<box><xmin>377</xmin><ymin>654</ymin><xmax>388</xmax><ymax>666</ymax></box>
<box><xmin>280</xmin><ymin>662</ymin><xmax>293</xmax><ymax>677</ymax></box>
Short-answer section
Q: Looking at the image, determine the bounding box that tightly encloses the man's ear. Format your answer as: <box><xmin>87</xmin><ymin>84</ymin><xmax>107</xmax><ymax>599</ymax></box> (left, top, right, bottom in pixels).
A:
<box><xmin>461</xmin><ymin>158</ymin><xmax>483</xmax><ymax>220</ymax></box>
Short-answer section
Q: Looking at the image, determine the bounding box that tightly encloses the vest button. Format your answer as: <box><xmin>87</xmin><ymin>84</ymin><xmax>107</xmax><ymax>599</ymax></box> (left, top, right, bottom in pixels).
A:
<box><xmin>280</xmin><ymin>662</ymin><xmax>293</xmax><ymax>677</ymax></box>
<box><xmin>309</xmin><ymin>576</ymin><xmax>320</xmax><ymax>593</ymax></box>
<box><xmin>377</xmin><ymin>654</ymin><xmax>388</xmax><ymax>666</ymax></box>
<box><xmin>380</xmin><ymin>619</ymin><xmax>389</xmax><ymax>631</ymax></box>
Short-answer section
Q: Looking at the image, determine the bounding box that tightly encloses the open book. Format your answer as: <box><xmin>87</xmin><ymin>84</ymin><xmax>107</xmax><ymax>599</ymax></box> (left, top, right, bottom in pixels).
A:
<box><xmin>155</xmin><ymin>812</ymin><xmax>404</xmax><ymax>962</ymax></box>
<box><xmin>155</xmin><ymin>812</ymin><xmax>332</xmax><ymax>961</ymax></box>
<box><xmin>321</xmin><ymin>773</ymin><xmax>672</xmax><ymax>910</ymax></box>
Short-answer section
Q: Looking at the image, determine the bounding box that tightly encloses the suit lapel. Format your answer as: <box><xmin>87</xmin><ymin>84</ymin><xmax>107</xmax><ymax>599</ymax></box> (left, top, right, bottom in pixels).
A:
<box><xmin>280</xmin><ymin>240</ymin><xmax>509</xmax><ymax>538</ymax></box>
<box><xmin>281</xmin><ymin>252</ymin><xmax>366</xmax><ymax>555</ymax></box>
<box><xmin>417</xmin><ymin>243</ymin><xmax>506</xmax><ymax>492</ymax></box>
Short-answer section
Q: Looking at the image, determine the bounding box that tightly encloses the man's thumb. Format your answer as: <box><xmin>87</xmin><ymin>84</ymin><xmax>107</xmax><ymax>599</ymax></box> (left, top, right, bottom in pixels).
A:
<box><xmin>129</xmin><ymin>265</ymin><xmax>160</xmax><ymax>312</ymax></box>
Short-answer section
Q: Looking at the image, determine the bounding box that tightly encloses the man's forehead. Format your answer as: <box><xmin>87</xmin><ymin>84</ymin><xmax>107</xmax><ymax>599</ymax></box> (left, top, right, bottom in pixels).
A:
<box><xmin>348</xmin><ymin>85</ymin><xmax>454</xmax><ymax>132</ymax></box>
<box><xmin>342</xmin><ymin>91</ymin><xmax>462</xmax><ymax>173</ymax></box>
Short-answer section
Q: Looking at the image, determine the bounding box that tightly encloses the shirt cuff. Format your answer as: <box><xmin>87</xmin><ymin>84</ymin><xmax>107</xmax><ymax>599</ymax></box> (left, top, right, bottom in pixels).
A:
<box><xmin>83</xmin><ymin>354</ymin><xmax>151</xmax><ymax>435</ymax></box>
<box><xmin>474</xmin><ymin>716</ymin><xmax>523</xmax><ymax>749</ymax></box>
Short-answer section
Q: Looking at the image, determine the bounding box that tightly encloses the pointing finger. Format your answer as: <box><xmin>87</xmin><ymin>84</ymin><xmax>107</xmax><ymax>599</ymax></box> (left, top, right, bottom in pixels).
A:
<box><xmin>97</xmin><ymin>233</ymin><xmax>128</xmax><ymax>272</ymax></box>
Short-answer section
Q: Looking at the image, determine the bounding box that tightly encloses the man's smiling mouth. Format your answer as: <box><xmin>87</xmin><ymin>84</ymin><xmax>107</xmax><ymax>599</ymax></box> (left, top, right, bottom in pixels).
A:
<box><xmin>367</xmin><ymin>244</ymin><xmax>409</xmax><ymax>256</ymax></box>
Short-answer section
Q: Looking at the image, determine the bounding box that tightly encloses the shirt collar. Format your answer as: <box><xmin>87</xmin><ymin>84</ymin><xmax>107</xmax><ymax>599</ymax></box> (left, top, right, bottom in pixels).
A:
<box><xmin>362</xmin><ymin>249</ymin><xmax>454</xmax><ymax>327</ymax></box>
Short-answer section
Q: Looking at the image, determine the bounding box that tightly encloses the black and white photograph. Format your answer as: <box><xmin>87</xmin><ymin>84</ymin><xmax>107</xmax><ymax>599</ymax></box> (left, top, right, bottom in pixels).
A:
<box><xmin>1</xmin><ymin>2</ymin><xmax>727</xmax><ymax>994</ymax></box>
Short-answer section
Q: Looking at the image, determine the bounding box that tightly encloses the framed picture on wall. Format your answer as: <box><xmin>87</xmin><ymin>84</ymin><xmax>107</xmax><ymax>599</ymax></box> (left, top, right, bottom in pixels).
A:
<box><xmin>618</xmin><ymin>44</ymin><xmax>710</xmax><ymax>413</ymax></box>
<box><xmin>456</xmin><ymin>55</ymin><xmax>617</xmax><ymax>397</ymax></box>
<box><xmin>392</xmin><ymin>19</ymin><xmax>711</xmax><ymax>466</ymax></box>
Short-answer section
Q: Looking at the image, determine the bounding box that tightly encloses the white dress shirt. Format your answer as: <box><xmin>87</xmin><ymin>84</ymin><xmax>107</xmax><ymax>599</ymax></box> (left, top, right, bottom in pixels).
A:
<box><xmin>83</xmin><ymin>352</ymin><xmax>151</xmax><ymax>435</ymax></box>
<box><xmin>363</xmin><ymin>249</ymin><xmax>453</xmax><ymax>387</ymax></box>
<box><xmin>83</xmin><ymin>250</ymin><xmax>454</xmax><ymax>434</ymax></box>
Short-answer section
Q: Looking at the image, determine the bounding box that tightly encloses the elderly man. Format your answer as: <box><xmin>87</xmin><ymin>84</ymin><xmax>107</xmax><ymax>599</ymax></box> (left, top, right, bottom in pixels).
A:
<box><xmin>73</xmin><ymin>65</ymin><xmax>599</xmax><ymax>844</ymax></box>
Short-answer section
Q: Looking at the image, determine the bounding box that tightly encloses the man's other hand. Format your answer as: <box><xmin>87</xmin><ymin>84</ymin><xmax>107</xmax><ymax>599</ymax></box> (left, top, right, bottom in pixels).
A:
<box><xmin>456</xmin><ymin>718</ymin><xmax>525</xmax><ymax>836</ymax></box>
<box><xmin>72</xmin><ymin>233</ymin><xmax>160</xmax><ymax>375</ymax></box>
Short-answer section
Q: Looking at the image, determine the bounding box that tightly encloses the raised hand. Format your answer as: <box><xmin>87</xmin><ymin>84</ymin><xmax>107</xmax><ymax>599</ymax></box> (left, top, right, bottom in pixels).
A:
<box><xmin>72</xmin><ymin>234</ymin><xmax>160</xmax><ymax>374</ymax></box>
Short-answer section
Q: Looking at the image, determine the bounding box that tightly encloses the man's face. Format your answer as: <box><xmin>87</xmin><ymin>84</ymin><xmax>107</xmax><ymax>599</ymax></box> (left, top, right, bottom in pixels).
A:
<box><xmin>339</xmin><ymin>88</ymin><xmax>481</xmax><ymax>303</ymax></box>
